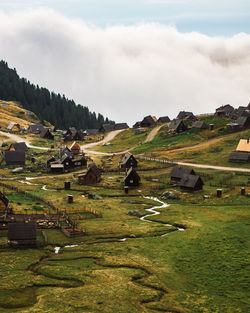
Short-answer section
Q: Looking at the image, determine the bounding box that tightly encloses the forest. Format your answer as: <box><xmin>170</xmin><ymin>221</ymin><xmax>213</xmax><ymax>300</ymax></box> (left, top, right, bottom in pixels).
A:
<box><xmin>0</xmin><ymin>60</ymin><xmax>114</xmax><ymax>129</ymax></box>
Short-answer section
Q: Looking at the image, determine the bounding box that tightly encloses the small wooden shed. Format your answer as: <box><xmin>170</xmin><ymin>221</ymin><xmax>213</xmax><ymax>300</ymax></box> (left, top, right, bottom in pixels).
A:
<box><xmin>140</xmin><ymin>115</ymin><xmax>157</xmax><ymax>127</ymax></box>
<box><xmin>157</xmin><ymin>116</ymin><xmax>170</xmax><ymax>123</ymax></box>
<box><xmin>78</xmin><ymin>164</ymin><xmax>102</xmax><ymax>184</ymax></box>
<box><xmin>170</xmin><ymin>166</ymin><xmax>196</xmax><ymax>183</ymax></box>
<box><xmin>7</xmin><ymin>123</ymin><xmax>20</xmax><ymax>133</ymax></box>
<box><xmin>8</xmin><ymin>222</ymin><xmax>37</xmax><ymax>247</ymax></box>
<box><xmin>229</xmin><ymin>151</ymin><xmax>250</xmax><ymax>163</ymax></box>
<box><xmin>40</xmin><ymin>128</ymin><xmax>54</xmax><ymax>140</ymax></box>
<box><xmin>5</xmin><ymin>151</ymin><xmax>26</xmax><ymax>166</ymax></box>
<box><xmin>70</xmin><ymin>142</ymin><xmax>81</xmax><ymax>155</ymax></box>
<box><xmin>124</xmin><ymin>168</ymin><xmax>140</xmax><ymax>187</ymax></box>
<box><xmin>180</xmin><ymin>175</ymin><xmax>204</xmax><ymax>191</ymax></box>
<box><xmin>119</xmin><ymin>153</ymin><xmax>138</xmax><ymax>169</ymax></box>
<box><xmin>169</xmin><ymin>120</ymin><xmax>187</xmax><ymax>133</ymax></box>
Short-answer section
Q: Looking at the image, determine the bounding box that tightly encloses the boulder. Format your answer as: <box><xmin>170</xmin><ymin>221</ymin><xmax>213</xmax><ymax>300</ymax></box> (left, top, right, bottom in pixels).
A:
<box><xmin>161</xmin><ymin>191</ymin><xmax>179</xmax><ymax>200</ymax></box>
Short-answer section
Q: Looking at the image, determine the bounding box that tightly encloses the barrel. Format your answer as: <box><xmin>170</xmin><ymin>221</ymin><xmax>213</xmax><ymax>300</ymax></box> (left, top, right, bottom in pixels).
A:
<box><xmin>67</xmin><ymin>195</ymin><xmax>73</xmax><ymax>203</ymax></box>
<box><xmin>64</xmin><ymin>181</ymin><xmax>71</xmax><ymax>190</ymax></box>
<box><xmin>217</xmin><ymin>189</ymin><xmax>222</xmax><ymax>197</ymax></box>
<box><xmin>124</xmin><ymin>186</ymin><xmax>129</xmax><ymax>194</ymax></box>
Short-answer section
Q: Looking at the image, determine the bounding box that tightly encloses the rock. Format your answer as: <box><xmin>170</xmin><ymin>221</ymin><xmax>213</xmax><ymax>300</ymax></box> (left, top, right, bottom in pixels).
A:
<box><xmin>127</xmin><ymin>210</ymin><xmax>140</xmax><ymax>216</ymax></box>
<box><xmin>161</xmin><ymin>191</ymin><xmax>179</xmax><ymax>200</ymax></box>
<box><xmin>92</xmin><ymin>194</ymin><xmax>103</xmax><ymax>200</ymax></box>
<box><xmin>130</xmin><ymin>234</ymin><xmax>136</xmax><ymax>238</ymax></box>
<box><xmin>203</xmin><ymin>195</ymin><xmax>210</xmax><ymax>199</ymax></box>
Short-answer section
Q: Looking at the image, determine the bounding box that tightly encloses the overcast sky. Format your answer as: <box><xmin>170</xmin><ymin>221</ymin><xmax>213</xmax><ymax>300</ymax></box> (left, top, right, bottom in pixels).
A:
<box><xmin>0</xmin><ymin>1</ymin><xmax>250</xmax><ymax>124</ymax></box>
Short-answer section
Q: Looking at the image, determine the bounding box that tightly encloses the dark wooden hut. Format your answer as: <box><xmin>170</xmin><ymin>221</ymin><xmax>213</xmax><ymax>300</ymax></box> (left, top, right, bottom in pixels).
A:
<box><xmin>72</xmin><ymin>156</ymin><xmax>87</xmax><ymax>168</ymax></box>
<box><xmin>63</xmin><ymin>128</ymin><xmax>85</xmax><ymax>141</ymax></box>
<box><xmin>180</xmin><ymin>174</ymin><xmax>204</xmax><ymax>191</ymax></box>
<box><xmin>78</xmin><ymin>164</ymin><xmax>102</xmax><ymax>184</ymax></box>
<box><xmin>169</xmin><ymin>120</ymin><xmax>187</xmax><ymax>133</ymax></box>
<box><xmin>119</xmin><ymin>153</ymin><xmax>138</xmax><ymax>169</ymax></box>
<box><xmin>8</xmin><ymin>222</ymin><xmax>37</xmax><ymax>247</ymax></box>
<box><xmin>192</xmin><ymin>121</ymin><xmax>209</xmax><ymax>130</ymax></box>
<box><xmin>177</xmin><ymin>111</ymin><xmax>196</xmax><ymax>121</ymax></box>
<box><xmin>133</xmin><ymin>121</ymin><xmax>141</xmax><ymax>128</ymax></box>
<box><xmin>28</xmin><ymin>124</ymin><xmax>44</xmax><ymax>134</ymax></box>
<box><xmin>215</xmin><ymin>104</ymin><xmax>234</xmax><ymax>117</ymax></box>
<box><xmin>229</xmin><ymin>151</ymin><xmax>250</xmax><ymax>163</ymax></box>
<box><xmin>40</xmin><ymin>128</ymin><xmax>54</xmax><ymax>140</ymax></box>
<box><xmin>170</xmin><ymin>166</ymin><xmax>196</xmax><ymax>183</ymax></box>
<box><xmin>5</xmin><ymin>151</ymin><xmax>25</xmax><ymax>166</ymax></box>
<box><xmin>114</xmin><ymin>123</ymin><xmax>129</xmax><ymax>130</ymax></box>
<box><xmin>99</xmin><ymin>124</ymin><xmax>115</xmax><ymax>133</ymax></box>
<box><xmin>235</xmin><ymin>116</ymin><xmax>250</xmax><ymax>129</ymax></box>
<box><xmin>157</xmin><ymin>116</ymin><xmax>170</xmax><ymax>123</ymax></box>
<box><xmin>140</xmin><ymin>115</ymin><xmax>157</xmax><ymax>127</ymax></box>
<box><xmin>59</xmin><ymin>147</ymin><xmax>74</xmax><ymax>159</ymax></box>
<box><xmin>9</xmin><ymin>142</ymin><xmax>28</xmax><ymax>153</ymax></box>
<box><xmin>85</xmin><ymin>129</ymin><xmax>99</xmax><ymax>136</ymax></box>
<box><xmin>124</xmin><ymin>168</ymin><xmax>140</xmax><ymax>187</ymax></box>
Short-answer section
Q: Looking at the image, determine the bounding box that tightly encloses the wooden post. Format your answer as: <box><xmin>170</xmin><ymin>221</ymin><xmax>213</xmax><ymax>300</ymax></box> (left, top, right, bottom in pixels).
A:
<box><xmin>241</xmin><ymin>187</ymin><xmax>245</xmax><ymax>196</ymax></box>
<box><xmin>217</xmin><ymin>189</ymin><xmax>222</xmax><ymax>197</ymax></box>
<box><xmin>124</xmin><ymin>186</ymin><xmax>129</xmax><ymax>194</ymax></box>
<box><xmin>67</xmin><ymin>195</ymin><xmax>73</xmax><ymax>203</ymax></box>
<box><xmin>64</xmin><ymin>181</ymin><xmax>70</xmax><ymax>190</ymax></box>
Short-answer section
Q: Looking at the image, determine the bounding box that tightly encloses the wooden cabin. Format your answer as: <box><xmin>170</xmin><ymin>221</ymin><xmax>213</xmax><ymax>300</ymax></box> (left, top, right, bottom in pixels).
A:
<box><xmin>114</xmin><ymin>123</ymin><xmax>129</xmax><ymax>130</ymax></box>
<box><xmin>170</xmin><ymin>166</ymin><xmax>196</xmax><ymax>183</ymax></box>
<box><xmin>63</xmin><ymin>128</ymin><xmax>85</xmax><ymax>141</ymax></box>
<box><xmin>9</xmin><ymin>142</ymin><xmax>28</xmax><ymax>153</ymax></box>
<box><xmin>169</xmin><ymin>120</ymin><xmax>187</xmax><ymax>134</ymax></box>
<box><xmin>229</xmin><ymin>151</ymin><xmax>250</xmax><ymax>163</ymax></box>
<box><xmin>72</xmin><ymin>156</ymin><xmax>87</xmax><ymax>168</ymax></box>
<box><xmin>215</xmin><ymin>104</ymin><xmax>234</xmax><ymax>117</ymax></box>
<box><xmin>140</xmin><ymin>115</ymin><xmax>157</xmax><ymax>127</ymax></box>
<box><xmin>133</xmin><ymin>121</ymin><xmax>141</xmax><ymax>128</ymax></box>
<box><xmin>7</xmin><ymin>123</ymin><xmax>20</xmax><ymax>133</ymax></box>
<box><xmin>60</xmin><ymin>155</ymin><xmax>74</xmax><ymax>170</ymax></box>
<box><xmin>124</xmin><ymin>168</ymin><xmax>140</xmax><ymax>187</ymax></box>
<box><xmin>157</xmin><ymin>116</ymin><xmax>170</xmax><ymax>123</ymax></box>
<box><xmin>5</xmin><ymin>151</ymin><xmax>25</xmax><ymax>166</ymax></box>
<box><xmin>8</xmin><ymin>222</ymin><xmax>37</xmax><ymax>247</ymax></box>
<box><xmin>235</xmin><ymin>116</ymin><xmax>250</xmax><ymax>129</ymax></box>
<box><xmin>119</xmin><ymin>153</ymin><xmax>138</xmax><ymax>169</ymax></box>
<box><xmin>99</xmin><ymin>124</ymin><xmax>115</xmax><ymax>133</ymax></box>
<box><xmin>59</xmin><ymin>147</ymin><xmax>74</xmax><ymax>159</ymax></box>
<box><xmin>177</xmin><ymin>111</ymin><xmax>196</xmax><ymax>121</ymax></box>
<box><xmin>78</xmin><ymin>164</ymin><xmax>102</xmax><ymax>184</ymax></box>
<box><xmin>40</xmin><ymin>128</ymin><xmax>54</xmax><ymax>140</ymax></box>
<box><xmin>70</xmin><ymin>141</ymin><xmax>81</xmax><ymax>155</ymax></box>
<box><xmin>28</xmin><ymin>124</ymin><xmax>44</xmax><ymax>134</ymax></box>
<box><xmin>192</xmin><ymin>121</ymin><xmax>209</xmax><ymax>130</ymax></box>
<box><xmin>180</xmin><ymin>175</ymin><xmax>204</xmax><ymax>192</ymax></box>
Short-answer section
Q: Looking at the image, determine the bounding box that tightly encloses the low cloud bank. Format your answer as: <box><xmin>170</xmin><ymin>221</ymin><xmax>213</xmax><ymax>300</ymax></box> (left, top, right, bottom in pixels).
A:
<box><xmin>0</xmin><ymin>8</ymin><xmax>250</xmax><ymax>124</ymax></box>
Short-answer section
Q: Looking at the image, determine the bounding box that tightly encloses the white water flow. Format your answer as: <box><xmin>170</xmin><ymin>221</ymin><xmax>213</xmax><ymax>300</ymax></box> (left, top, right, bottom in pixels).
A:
<box><xmin>18</xmin><ymin>180</ymin><xmax>38</xmax><ymax>185</ymax></box>
<box><xmin>54</xmin><ymin>197</ymin><xmax>185</xmax><ymax>253</ymax></box>
<box><xmin>41</xmin><ymin>185</ymin><xmax>56</xmax><ymax>191</ymax></box>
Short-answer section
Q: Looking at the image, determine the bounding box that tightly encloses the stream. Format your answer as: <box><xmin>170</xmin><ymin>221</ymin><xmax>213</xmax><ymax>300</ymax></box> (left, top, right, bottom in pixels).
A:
<box><xmin>54</xmin><ymin>196</ymin><xmax>185</xmax><ymax>253</ymax></box>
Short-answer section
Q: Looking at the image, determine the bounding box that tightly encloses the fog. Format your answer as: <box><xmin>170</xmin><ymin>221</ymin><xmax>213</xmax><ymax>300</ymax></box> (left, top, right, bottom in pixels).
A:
<box><xmin>0</xmin><ymin>8</ymin><xmax>249</xmax><ymax>124</ymax></box>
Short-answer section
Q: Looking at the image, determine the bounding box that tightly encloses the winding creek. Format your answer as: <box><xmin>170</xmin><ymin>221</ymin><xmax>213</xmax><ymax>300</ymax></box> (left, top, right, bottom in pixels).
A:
<box><xmin>54</xmin><ymin>196</ymin><xmax>185</xmax><ymax>253</ymax></box>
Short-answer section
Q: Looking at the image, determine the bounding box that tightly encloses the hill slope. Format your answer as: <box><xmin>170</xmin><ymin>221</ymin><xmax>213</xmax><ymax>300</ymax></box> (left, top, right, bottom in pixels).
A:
<box><xmin>0</xmin><ymin>60</ymin><xmax>114</xmax><ymax>130</ymax></box>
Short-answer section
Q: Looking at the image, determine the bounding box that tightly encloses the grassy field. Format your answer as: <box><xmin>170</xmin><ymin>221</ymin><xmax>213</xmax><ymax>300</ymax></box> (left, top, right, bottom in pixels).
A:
<box><xmin>92</xmin><ymin>128</ymin><xmax>151</xmax><ymax>153</ymax></box>
<box><xmin>0</xmin><ymin>115</ymin><xmax>250</xmax><ymax>312</ymax></box>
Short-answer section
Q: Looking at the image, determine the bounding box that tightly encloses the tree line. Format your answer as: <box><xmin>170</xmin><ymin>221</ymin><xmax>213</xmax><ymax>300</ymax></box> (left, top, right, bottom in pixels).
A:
<box><xmin>0</xmin><ymin>60</ymin><xmax>114</xmax><ymax>129</ymax></box>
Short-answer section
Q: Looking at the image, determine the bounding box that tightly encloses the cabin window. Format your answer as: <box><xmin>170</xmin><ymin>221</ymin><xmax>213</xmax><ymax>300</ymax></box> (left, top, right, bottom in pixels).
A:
<box><xmin>130</xmin><ymin>180</ymin><xmax>133</xmax><ymax>183</ymax></box>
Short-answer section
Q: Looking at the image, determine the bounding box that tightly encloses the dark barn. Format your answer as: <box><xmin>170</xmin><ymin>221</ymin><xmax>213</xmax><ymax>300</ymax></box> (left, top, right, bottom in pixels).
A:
<box><xmin>157</xmin><ymin>116</ymin><xmax>170</xmax><ymax>123</ymax></box>
<box><xmin>119</xmin><ymin>153</ymin><xmax>138</xmax><ymax>169</ymax></box>
<box><xmin>78</xmin><ymin>164</ymin><xmax>102</xmax><ymax>184</ymax></box>
<box><xmin>8</xmin><ymin>222</ymin><xmax>37</xmax><ymax>247</ymax></box>
<box><xmin>40</xmin><ymin>128</ymin><xmax>54</xmax><ymax>140</ymax></box>
<box><xmin>114</xmin><ymin>123</ymin><xmax>129</xmax><ymax>130</ymax></box>
<box><xmin>124</xmin><ymin>168</ymin><xmax>140</xmax><ymax>187</ymax></box>
<box><xmin>180</xmin><ymin>175</ymin><xmax>204</xmax><ymax>191</ymax></box>
<box><xmin>229</xmin><ymin>151</ymin><xmax>250</xmax><ymax>163</ymax></box>
<box><xmin>192</xmin><ymin>121</ymin><xmax>209</xmax><ymax>130</ymax></box>
<box><xmin>99</xmin><ymin>124</ymin><xmax>115</xmax><ymax>133</ymax></box>
<box><xmin>169</xmin><ymin>120</ymin><xmax>188</xmax><ymax>133</ymax></box>
<box><xmin>170</xmin><ymin>166</ymin><xmax>196</xmax><ymax>183</ymax></box>
<box><xmin>5</xmin><ymin>151</ymin><xmax>26</xmax><ymax>166</ymax></box>
<box><xmin>140</xmin><ymin>115</ymin><xmax>157</xmax><ymax>127</ymax></box>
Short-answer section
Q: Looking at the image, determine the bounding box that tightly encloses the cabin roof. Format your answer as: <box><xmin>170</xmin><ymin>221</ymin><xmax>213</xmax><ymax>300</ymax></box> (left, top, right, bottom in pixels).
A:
<box><xmin>70</xmin><ymin>141</ymin><xmax>80</xmax><ymax>150</ymax></box>
<box><xmin>85</xmin><ymin>129</ymin><xmax>99</xmax><ymax>135</ymax></box>
<box><xmin>169</xmin><ymin>119</ymin><xmax>185</xmax><ymax>131</ymax></box>
<box><xmin>192</xmin><ymin>121</ymin><xmax>208</xmax><ymax>129</ymax></box>
<box><xmin>29</xmin><ymin>124</ymin><xmax>44</xmax><ymax>133</ymax></box>
<box><xmin>236</xmin><ymin>139</ymin><xmax>250</xmax><ymax>152</ymax></box>
<box><xmin>180</xmin><ymin>174</ymin><xmax>203</xmax><ymax>188</ymax></box>
<box><xmin>177</xmin><ymin>111</ymin><xmax>195</xmax><ymax>119</ymax></box>
<box><xmin>8</xmin><ymin>222</ymin><xmax>37</xmax><ymax>240</ymax></box>
<box><xmin>114</xmin><ymin>123</ymin><xmax>129</xmax><ymax>130</ymax></box>
<box><xmin>170</xmin><ymin>166</ymin><xmax>195</xmax><ymax>179</ymax></box>
<box><xmin>100</xmin><ymin>124</ymin><xmax>115</xmax><ymax>132</ymax></box>
<box><xmin>235</xmin><ymin>116</ymin><xmax>250</xmax><ymax>127</ymax></box>
<box><xmin>40</xmin><ymin>128</ymin><xmax>53</xmax><ymax>138</ymax></box>
<box><xmin>10</xmin><ymin>142</ymin><xmax>28</xmax><ymax>152</ymax></box>
<box><xmin>120</xmin><ymin>152</ymin><xmax>134</xmax><ymax>164</ymax></box>
<box><xmin>7</xmin><ymin>122</ymin><xmax>20</xmax><ymax>130</ymax></box>
<box><xmin>158</xmin><ymin>116</ymin><xmax>170</xmax><ymax>123</ymax></box>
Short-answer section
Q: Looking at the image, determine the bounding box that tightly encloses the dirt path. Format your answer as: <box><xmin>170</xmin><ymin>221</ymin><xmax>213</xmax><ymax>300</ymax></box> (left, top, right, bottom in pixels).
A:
<box><xmin>162</xmin><ymin>131</ymin><xmax>246</xmax><ymax>155</ymax></box>
<box><xmin>137</xmin><ymin>155</ymin><xmax>250</xmax><ymax>173</ymax></box>
<box><xmin>144</xmin><ymin>124</ymin><xmax>164</xmax><ymax>143</ymax></box>
<box><xmin>0</xmin><ymin>131</ymin><xmax>49</xmax><ymax>150</ymax></box>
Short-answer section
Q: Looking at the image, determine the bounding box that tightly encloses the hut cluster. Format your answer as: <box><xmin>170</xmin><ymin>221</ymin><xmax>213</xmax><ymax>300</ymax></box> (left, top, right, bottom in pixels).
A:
<box><xmin>229</xmin><ymin>139</ymin><xmax>250</xmax><ymax>163</ymax></box>
<box><xmin>170</xmin><ymin>166</ymin><xmax>204</xmax><ymax>191</ymax></box>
